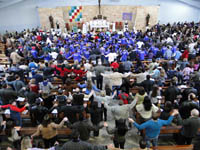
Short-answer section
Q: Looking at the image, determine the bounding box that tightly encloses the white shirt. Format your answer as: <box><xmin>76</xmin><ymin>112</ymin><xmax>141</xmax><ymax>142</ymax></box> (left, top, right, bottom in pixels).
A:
<box><xmin>84</xmin><ymin>63</ymin><xmax>92</xmax><ymax>71</ymax></box>
<box><xmin>106</xmin><ymin>53</ymin><xmax>117</xmax><ymax>63</ymax></box>
<box><xmin>137</xmin><ymin>41</ymin><xmax>144</xmax><ymax>49</ymax></box>
<box><xmin>131</xmin><ymin>72</ymin><xmax>149</xmax><ymax>84</ymax></box>
<box><xmin>136</xmin><ymin>104</ymin><xmax>159</xmax><ymax>119</ymax></box>
<box><xmin>50</xmin><ymin>52</ymin><xmax>58</xmax><ymax>59</ymax></box>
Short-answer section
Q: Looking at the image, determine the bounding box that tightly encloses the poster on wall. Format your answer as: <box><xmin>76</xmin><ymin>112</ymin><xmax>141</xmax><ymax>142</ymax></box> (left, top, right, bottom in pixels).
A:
<box><xmin>68</xmin><ymin>6</ymin><xmax>83</xmax><ymax>22</ymax></box>
<box><xmin>122</xmin><ymin>13</ymin><xmax>133</xmax><ymax>21</ymax></box>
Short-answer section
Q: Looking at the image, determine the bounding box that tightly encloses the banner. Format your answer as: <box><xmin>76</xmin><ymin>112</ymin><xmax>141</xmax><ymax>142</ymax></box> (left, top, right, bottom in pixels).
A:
<box><xmin>122</xmin><ymin>12</ymin><xmax>133</xmax><ymax>21</ymax></box>
<box><xmin>68</xmin><ymin>6</ymin><xmax>83</xmax><ymax>22</ymax></box>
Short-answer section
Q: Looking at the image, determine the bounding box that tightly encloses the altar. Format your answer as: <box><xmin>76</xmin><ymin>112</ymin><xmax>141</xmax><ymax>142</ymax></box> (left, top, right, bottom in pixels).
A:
<box><xmin>89</xmin><ymin>19</ymin><xmax>110</xmax><ymax>30</ymax></box>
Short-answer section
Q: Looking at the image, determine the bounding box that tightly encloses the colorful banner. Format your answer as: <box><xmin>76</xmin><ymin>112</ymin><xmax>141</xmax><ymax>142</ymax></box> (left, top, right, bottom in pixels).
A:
<box><xmin>122</xmin><ymin>12</ymin><xmax>133</xmax><ymax>21</ymax></box>
<box><xmin>68</xmin><ymin>6</ymin><xmax>83</xmax><ymax>22</ymax></box>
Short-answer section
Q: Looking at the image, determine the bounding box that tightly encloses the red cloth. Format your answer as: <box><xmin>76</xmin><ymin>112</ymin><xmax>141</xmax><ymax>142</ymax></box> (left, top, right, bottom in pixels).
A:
<box><xmin>37</xmin><ymin>35</ymin><xmax>42</xmax><ymax>41</ymax></box>
<box><xmin>118</xmin><ymin>93</ymin><xmax>129</xmax><ymax>104</ymax></box>
<box><xmin>110</xmin><ymin>62</ymin><xmax>119</xmax><ymax>69</ymax></box>
<box><xmin>94</xmin><ymin>36</ymin><xmax>99</xmax><ymax>40</ymax></box>
<box><xmin>182</xmin><ymin>50</ymin><xmax>189</xmax><ymax>59</ymax></box>
<box><xmin>29</xmin><ymin>84</ymin><xmax>39</xmax><ymax>93</ymax></box>
<box><xmin>55</xmin><ymin>66</ymin><xmax>72</xmax><ymax>77</ymax></box>
<box><xmin>0</xmin><ymin>104</ymin><xmax>26</xmax><ymax>112</ymax></box>
<box><xmin>73</xmin><ymin>69</ymin><xmax>87</xmax><ymax>81</ymax></box>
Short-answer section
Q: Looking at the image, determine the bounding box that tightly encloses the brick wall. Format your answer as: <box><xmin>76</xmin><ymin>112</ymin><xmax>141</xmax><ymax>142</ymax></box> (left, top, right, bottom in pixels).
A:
<box><xmin>38</xmin><ymin>5</ymin><xmax>159</xmax><ymax>31</ymax></box>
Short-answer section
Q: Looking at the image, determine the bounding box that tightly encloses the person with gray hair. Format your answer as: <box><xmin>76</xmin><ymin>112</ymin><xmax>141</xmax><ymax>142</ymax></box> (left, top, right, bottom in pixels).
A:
<box><xmin>176</xmin><ymin>108</ymin><xmax>200</xmax><ymax>145</ymax></box>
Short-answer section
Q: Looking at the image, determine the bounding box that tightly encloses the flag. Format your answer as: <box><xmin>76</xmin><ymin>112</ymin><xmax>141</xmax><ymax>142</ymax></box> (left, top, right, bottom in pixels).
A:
<box><xmin>68</xmin><ymin>6</ymin><xmax>83</xmax><ymax>22</ymax></box>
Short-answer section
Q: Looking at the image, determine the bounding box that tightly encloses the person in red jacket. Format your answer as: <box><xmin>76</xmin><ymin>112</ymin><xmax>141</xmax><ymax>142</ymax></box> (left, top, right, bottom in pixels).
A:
<box><xmin>55</xmin><ymin>64</ymin><xmax>72</xmax><ymax>83</ymax></box>
<box><xmin>182</xmin><ymin>49</ymin><xmax>189</xmax><ymax>61</ymax></box>
<box><xmin>0</xmin><ymin>100</ymin><xmax>29</xmax><ymax>126</ymax></box>
<box><xmin>118</xmin><ymin>92</ymin><xmax>129</xmax><ymax>104</ymax></box>
<box><xmin>110</xmin><ymin>61</ymin><xmax>119</xmax><ymax>69</ymax></box>
<box><xmin>73</xmin><ymin>65</ymin><xmax>87</xmax><ymax>81</ymax></box>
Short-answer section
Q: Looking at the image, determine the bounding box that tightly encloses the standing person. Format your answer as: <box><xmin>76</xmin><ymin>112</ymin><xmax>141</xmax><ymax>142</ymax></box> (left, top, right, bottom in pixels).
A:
<box><xmin>7</xmin><ymin>74</ymin><xmax>25</xmax><ymax>92</ymax></box>
<box><xmin>93</xmin><ymin>90</ymin><xmax>117</xmax><ymax>121</ymax></box>
<box><xmin>140</xmin><ymin>75</ymin><xmax>155</xmax><ymax>95</ymax></box>
<box><xmin>94</xmin><ymin>62</ymin><xmax>111</xmax><ymax>90</ymax></box>
<box><xmin>104</xmin><ymin>97</ymin><xmax>138</xmax><ymax>127</ymax></box>
<box><xmin>128</xmin><ymin>109</ymin><xmax>179</xmax><ymax>150</ymax></box>
<box><xmin>61</xmin><ymin>129</ymin><xmax>115</xmax><ymax>150</ymax></box>
<box><xmin>136</xmin><ymin>96</ymin><xmax>159</xmax><ymax>124</ymax></box>
<box><xmin>104</xmin><ymin>120</ymin><xmax>128</xmax><ymax>149</ymax></box>
<box><xmin>101</xmin><ymin>70</ymin><xmax>130</xmax><ymax>93</ymax></box>
<box><xmin>106</xmin><ymin>52</ymin><xmax>118</xmax><ymax>64</ymax></box>
<box><xmin>31</xmin><ymin>114</ymin><xmax>68</xmax><ymax>148</ymax></box>
<box><xmin>149</xmin><ymin>85</ymin><xmax>161</xmax><ymax>105</ymax></box>
<box><xmin>5</xmin><ymin>120</ymin><xmax>21</xmax><ymax>149</ymax></box>
<box><xmin>135</xmin><ymin>87</ymin><xmax>147</xmax><ymax>105</ymax></box>
<box><xmin>66</xmin><ymin>113</ymin><xmax>103</xmax><ymax>141</ymax></box>
<box><xmin>177</xmin><ymin>109</ymin><xmax>200</xmax><ymax>145</ymax></box>
<box><xmin>39</xmin><ymin>78</ymin><xmax>57</xmax><ymax>109</ymax></box>
<box><xmin>88</xmin><ymin>101</ymin><xmax>103</xmax><ymax>137</ymax></box>
<box><xmin>10</xmin><ymin>50</ymin><xmax>23</xmax><ymax>65</ymax></box>
<box><xmin>0</xmin><ymin>101</ymin><xmax>29</xmax><ymax>126</ymax></box>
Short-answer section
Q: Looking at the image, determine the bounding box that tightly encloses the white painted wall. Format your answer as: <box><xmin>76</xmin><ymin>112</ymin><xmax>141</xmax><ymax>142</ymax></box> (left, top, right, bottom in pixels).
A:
<box><xmin>159</xmin><ymin>0</ymin><xmax>200</xmax><ymax>24</ymax></box>
<box><xmin>0</xmin><ymin>0</ymin><xmax>40</xmax><ymax>33</ymax></box>
<box><xmin>0</xmin><ymin>0</ymin><xmax>199</xmax><ymax>33</ymax></box>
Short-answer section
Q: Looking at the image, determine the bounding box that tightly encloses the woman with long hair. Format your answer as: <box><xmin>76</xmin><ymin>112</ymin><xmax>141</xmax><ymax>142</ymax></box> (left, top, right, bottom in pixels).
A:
<box><xmin>149</xmin><ymin>85</ymin><xmax>161</xmax><ymax>105</ymax></box>
<box><xmin>31</xmin><ymin>114</ymin><xmax>68</xmax><ymax>148</ymax></box>
<box><xmin>135</xmin><ymin>87</ymin><xmax>147</xmax><ymax>105</ymax></box>
<box><xmin>104</xmin><ymin>119</ymin><xmax>128</xmax><ymax>149</ymax></box>
<box><xmin>78</xmin><ymin>80</ymin><xmax>100</xmax><ymax>103</ymax></box>
<box><xmin>136</xmin><ymin>96</ymin><xmax>159</xmax><ymax>124</ymax></box>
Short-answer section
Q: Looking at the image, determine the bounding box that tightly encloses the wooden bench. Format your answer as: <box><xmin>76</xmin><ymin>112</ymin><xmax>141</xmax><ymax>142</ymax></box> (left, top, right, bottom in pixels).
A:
<box><xmin>0</xmin><ymin>127</ymin><xmax>72</xmax><ymax>136</ymax></box>
<box><xmin>130</xmin><ymin>86</ymin><xmax>168</xmax><ymax>94</ymax></box>
<box><xmin>152</xmin><ymin>145</ymin><xmax>193</xmax><ymax>150</ymax></box>
<box><xmin>20</xmin><ymin>127</ymin><xmax>72</xmax><ymax>135</ymax></box>
<box><xmin>160</xmin><ymin>125</ymin><xmax>200</xmax><ymax>134</ymax></box>
<box><xmin>160</xmin><ymin>126</ymin><xmax>182</xmax><ymax>134</ymax></box>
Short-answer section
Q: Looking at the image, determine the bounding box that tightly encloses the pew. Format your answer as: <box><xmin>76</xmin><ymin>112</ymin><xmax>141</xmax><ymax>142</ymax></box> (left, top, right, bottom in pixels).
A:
<box><xmin>122</xmin><ymin>145</ymin><xmax>193</xmax><ymax>150</ymax></box>
<box><xmin>0</xmin><ymin>125</ymin><xmax>197</xmax><ymax>136</ymax></box>
<box><xmin>160</xmin><ymin>125</ymin><xmax>200</xmax><ymax>134</ymax></box>
<box><xmin>152</xmin><ymin>145</ymin><xmax>193</xmax><ymax>150</ymax></box>
<box><xmin>0</xmin><ymin>127</ymin><xmax>72</xmax><ymax>136</ymax></box>
<box><xmin>160</xmin><ymin>126</ymin><xmax>182</xmax><ymax>134</ymax></box>
<box><xmin>20</xmin><ymin>127</ymin><xmax>72</xmax><ymax>135</ymax></box>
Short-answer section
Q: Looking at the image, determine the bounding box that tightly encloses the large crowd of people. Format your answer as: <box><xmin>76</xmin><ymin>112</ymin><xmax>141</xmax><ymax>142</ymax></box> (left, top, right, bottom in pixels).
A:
<box><xmin>0</xmin><ymin>21</ymin><xmax>200</xmax><ymax>150</ymax></box>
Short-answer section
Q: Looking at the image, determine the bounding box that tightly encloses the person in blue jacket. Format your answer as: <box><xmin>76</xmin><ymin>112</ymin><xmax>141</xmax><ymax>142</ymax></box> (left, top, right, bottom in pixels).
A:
<box><xmin>68</xmin><ymin>51</ymin><xmax>82</xmax><ymax>63</ymax></box>
<box><xmin>121</xmin><ymin>49</ymin><xmax>129</xmax><ymax>62</ymax></box>
<box><xmin>78</xmin><ymin>80</ymin><xmax>101</xmax><ymax>95</ymax></box>
<box><xmin>128</xmin><ymin>109</ymin><xmax>179</xmax><ymax>149</ymax></box>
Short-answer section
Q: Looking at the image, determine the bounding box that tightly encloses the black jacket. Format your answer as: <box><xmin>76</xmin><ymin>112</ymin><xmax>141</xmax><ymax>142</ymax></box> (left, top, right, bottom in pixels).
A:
<box><xmin>179</xmin><ymin>101</ymin><xmax>199</xmax><ymax>119</ymax></box>
<box><xmin>164</xmin><ymin>85</ymin><xmax>180</xmax><ymax>103</ymax></box>
<box><xmin>181</xmin><ymin>116</ymin><xmax>200</xmax><ymax>138</ymax></box>
<box><xmin>0</xmin><ymin>88</ymin><xmax>18</xmax><ymax>104</ymax></box>
<box><xmin>67</xmin><ymin>120</ymin><xmax>103</xmax><ymax>141</ymax></box>
<box><xmin>61</xmin><ymin>140</ymin><xmax>107</xmax><ymax>150</ymax></box>
<box><xmin>140</xmin><ymin>79</ymin><xmax>154</xmax><ymax>94</ymax></box>
<box><xmin>30</xmin><ymin>105</ymin><xmax>48</xmax><ymax>125</ymax></box>
<box><xmin>73</xmin><ymin>93</ymin><xmax>84</xmax><ymax>106</ymax></box>
<box><xmin>88</xmin><ymin>107</ymin><xmax>103</xmax><ymax>125</ymax></box>
<box><xmin>60</xmin><ymin>105</ymin><xmax>84</xmax><ymax>123</ymax></box>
